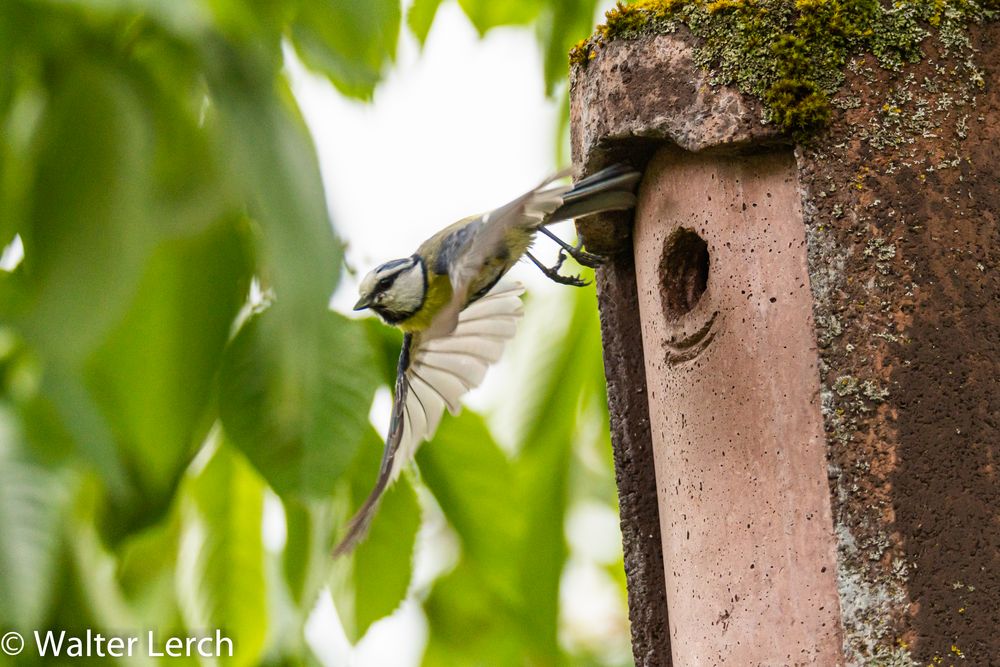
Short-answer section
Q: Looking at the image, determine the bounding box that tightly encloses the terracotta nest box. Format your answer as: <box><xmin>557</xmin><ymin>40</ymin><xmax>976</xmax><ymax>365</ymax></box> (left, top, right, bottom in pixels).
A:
<box><xmin>571</xmin><ymin>24</ymin><xmax>1000</xmax><ymax>667</ymax></box>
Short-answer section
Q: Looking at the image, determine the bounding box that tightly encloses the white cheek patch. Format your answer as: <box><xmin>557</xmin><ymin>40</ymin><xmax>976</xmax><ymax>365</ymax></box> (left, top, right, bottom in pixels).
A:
<box><xmin>383</xmin><ymin>265</ymin><xmax>425</xmax><ymax>312</ymax></box>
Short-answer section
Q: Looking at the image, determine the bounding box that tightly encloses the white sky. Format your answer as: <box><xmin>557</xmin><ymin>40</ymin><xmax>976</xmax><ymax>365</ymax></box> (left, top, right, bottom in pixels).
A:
<box><xmin>287</xmin><ymin>4</ymin><xmax>626</xmax><ymax>665</ymax></box>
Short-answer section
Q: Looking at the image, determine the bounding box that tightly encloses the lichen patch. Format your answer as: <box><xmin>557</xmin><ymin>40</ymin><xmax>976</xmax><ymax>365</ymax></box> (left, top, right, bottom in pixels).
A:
<box><xmin>571</xmin><ymin>0</ymin><xmax>998</xmax><ymax>139</ymax></box>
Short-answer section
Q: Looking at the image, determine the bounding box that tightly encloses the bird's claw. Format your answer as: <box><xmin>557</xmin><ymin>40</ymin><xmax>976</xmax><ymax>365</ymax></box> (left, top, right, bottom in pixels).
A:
<box><xmin>548</xmin><ymin>251</ymin><xmax>590</xmax><ymax>286</ymax></box>
<box><xmin>538</xmin><ymin>226</ymin><xmax>606</xmax><ymax>268</ymax></box>
<box><xmin>569</xmin><ymin>242</ymin><xmax>607</xmax><ymax>269</ymax></box>
<box><xmin>526</xmin><ymin>250</ymin><xmax>590</xmax><ymax>287</ymax></box>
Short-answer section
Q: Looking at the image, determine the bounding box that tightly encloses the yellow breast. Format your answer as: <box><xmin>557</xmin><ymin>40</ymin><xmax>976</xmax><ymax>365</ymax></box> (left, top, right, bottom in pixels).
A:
<box><xmin>397</xmin><ymin>272</ymin><xmax>453</xmax><ymax>333</ymax></box>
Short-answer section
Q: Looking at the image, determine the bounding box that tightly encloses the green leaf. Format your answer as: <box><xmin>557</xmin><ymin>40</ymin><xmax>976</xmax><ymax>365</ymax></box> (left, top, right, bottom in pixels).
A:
<box><xmin>422</xmin><ymin>562</ymin><xmax>525</xmax><ymax>667</ymax></box>
<box><xmin>13</xmin><ymin>49</ymin><xmax>243</xmax><ymax>506</ymax></box>
<box><xmin>62</xmin><ymin>475</ymin><xmax>158</xmax><ymax>634</ymax></box>
<box><xmin>292</xmin><ymin>0</ymin><xmax>401</xmax><ymax>100</ymax></box>
<box><xmin>407</xmin><ymin>0</ymin><xmax>444</xmax><ymax>46</ymax></box>
<box><xmin>538</xmin><ymin>0</ymin><xmax>599</xmax><ymax>95</ymax></box>
<box><xmin>417</xmin><ymin>409</ymin><xmax>565</xmax><ymax>664</ymax></box>
<box><xmin>205</xmin><ymin>45</ymin><xmax>340</xmax><ymax>311</ymax></box>
<box><xmin>34</xmin><ymin>366</ymin><xmax>130</xmax><ymax>498</ymax></box>
<box><xmin>20</xmin><ymin>59</ymin><xmax>162</xmax><ymax>361</ymax></box>
<box><xmin>41</xmin><ymin>0</ymin><xmax>210</xmax><ymax>34</ymax></box>
<box><xmin>457</xmin><ymin>0</ymin><xmax>541</xmax><ymax>35</ymax></box>
<box><xmin>333</xmin><ymin>429</ymin><xmax>420</xmax><ymax>643</ymax></box>
<box><xmin>362</xmin><ymin>316</ymin><xmax>404</xmax><ymax>387</ymax></box>
<box><xmin>0</xmin><ymin>404</ymin><xmax>72</xmax><ymax>631</ymax></box>
<box><xmin>43</xmin><ymin>0</ymin><xmax>289</xmax><ymax>46</ymax></box>
<box><xmin>416</xmin><ymin>412</ymin><xmax>523</xmax><ymax>604</ymax></box>
<box><xmin>0</xmin><ymin>60</ymin><xmax>44</xmax><ymax>253</ymax></box>
<box><xmin>513</xmin><ymin>287</ymin><xmax>602</xmax><ymax>653</ymax></box>
<box><xmin>219</xmin><ymin>310</ymin><xmax>380</xmax><ymax>497</ymax></box>
<box><xmin>115</xmin><ymin>510</ymin><xmax>184</xmax><ymax>626</ymax></box>
<box><xmin>205</xmin><ymin>0</ymin><xmax>292</xmax><ymax>45</ymax></box>
<box><xmin>86</xmin><ymin>216</ymin><xmax>252</xmax><ymax>538</ymax></box>
<box><xmin>417</xmin><ymin>408</ymin><xmax>566</xmax><ymax>664</ymax></box>
<box><xmin>420</xmin><ymin>290</ymin><xmax>604</xmax><ymax>665</ymax></box>
<box><xmin>207</xmin><ymin>53</ymin><xmax>345</xmax><ymax>495</ymax></box>
<box><xmin>177</xmin><ymin>441</ymin><xmax>268</xmax><ymax>667</ymax></box>
<box><xmin>283</xmin><ymin>496</ymin><xmax>336</xmax><ymax>610</ymax></box>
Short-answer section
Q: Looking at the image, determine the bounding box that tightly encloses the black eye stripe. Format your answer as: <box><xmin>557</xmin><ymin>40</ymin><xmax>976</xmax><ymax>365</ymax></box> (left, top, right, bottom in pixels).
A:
<box><xmin>373</xmin><ymin>257</ymin><xmax>418</xmax><ymax>292</ymax></box>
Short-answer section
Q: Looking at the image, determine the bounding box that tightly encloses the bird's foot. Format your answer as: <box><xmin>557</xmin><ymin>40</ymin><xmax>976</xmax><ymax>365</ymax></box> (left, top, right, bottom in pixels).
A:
<box><xmin>538</xmin><ymin>227</ymin><xmax>606</xmax><ymax>268</ymax></box>
<box><xmin>526</xmin><ymin>250</ymin><xmax>590</xmax><ymax>287</ymax></box>
<box><xmin>567</xmin><ymin>243</ymin><xmax>607</xmax><ymax>269</ymax></box>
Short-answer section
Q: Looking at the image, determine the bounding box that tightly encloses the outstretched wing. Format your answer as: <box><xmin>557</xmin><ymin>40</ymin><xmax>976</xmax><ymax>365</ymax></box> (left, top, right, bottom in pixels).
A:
<box><xmin>333</xmin><ymin>282</ymin><xmax>525</xmax><ymax>556</ymax></box>
<box><xmin>423</xmin><ymin>171</ymin><xmax>571</xmax><ymax>340</ymax></box>
<box><xmin>396</xmin><ymin>282</ymin><xmax>524</xmax><ymax>475</ymax></box>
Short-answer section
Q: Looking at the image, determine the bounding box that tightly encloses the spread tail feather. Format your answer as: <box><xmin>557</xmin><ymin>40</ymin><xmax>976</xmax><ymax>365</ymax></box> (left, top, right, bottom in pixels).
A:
<box><xmin>332</xmin><ymin>334</ymin><xmax>413</xmax><ymax>557</ymax></box>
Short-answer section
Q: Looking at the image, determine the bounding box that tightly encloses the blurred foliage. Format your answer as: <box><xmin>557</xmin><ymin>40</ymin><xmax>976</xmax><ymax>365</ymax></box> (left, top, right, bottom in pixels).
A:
<box><xmin>0</xmin><ymin>0</ymin><xmax>628</xmax><ymax>665</ymax></box>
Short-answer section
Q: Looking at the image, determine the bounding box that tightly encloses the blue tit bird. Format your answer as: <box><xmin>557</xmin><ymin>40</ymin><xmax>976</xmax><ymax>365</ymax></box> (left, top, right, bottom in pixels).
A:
<box><xmin>334</xmin><ymin>163</ymin><xmax>641</xmax><ymax>555</ymax></box>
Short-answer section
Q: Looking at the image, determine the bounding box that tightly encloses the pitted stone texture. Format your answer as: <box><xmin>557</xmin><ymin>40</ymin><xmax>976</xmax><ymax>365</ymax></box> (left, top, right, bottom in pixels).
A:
<box><xmin>634</xmin><ymin>148</ymin><xmax>843</xmax><ymax>666</ymax></box>
<box><xmin>572</xmin><ymin>19</ymin><xmax>1000</xmax><ymax>667</ymax></box>
<box><xmin>570</xmin><ymin>32</ymin><xmax>785</xmax><ymax>253</ymax></box>
<box><xmin>571</xmin><ymin>32</ymin><xmax>782</xmax><ymax>158</ymax></box>
<box><xmin>797</xmin><ymin>24</ymin><xmax>1000</xmax><ymax>664</ymax></box>
<box><xmin>595</xmin><ymin>250</ymin><xmax>672</xmax><ymax>667</ymax></box>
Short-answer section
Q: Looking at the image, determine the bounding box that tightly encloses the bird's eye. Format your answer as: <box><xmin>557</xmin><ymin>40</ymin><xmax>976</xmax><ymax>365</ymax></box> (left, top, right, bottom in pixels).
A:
<box><xmin>376</xmin><ymin>276</ymin><xmax>393</xmax><ymax>290</ymax></box>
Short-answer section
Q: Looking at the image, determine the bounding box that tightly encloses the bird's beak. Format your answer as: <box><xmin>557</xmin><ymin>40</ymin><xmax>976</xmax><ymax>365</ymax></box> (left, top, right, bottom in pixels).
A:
<box><xmin>353</xmin><ymin>296</ymin><xmax>371</xmax><ymax>311</ymax></box>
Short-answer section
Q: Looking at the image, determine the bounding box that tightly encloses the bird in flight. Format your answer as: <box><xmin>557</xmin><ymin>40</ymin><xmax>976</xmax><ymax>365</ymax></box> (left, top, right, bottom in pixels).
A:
<box><xmin>334</xmin><ymin>163</ymin><xmax>641</xmax><ymax>555</ymax></box>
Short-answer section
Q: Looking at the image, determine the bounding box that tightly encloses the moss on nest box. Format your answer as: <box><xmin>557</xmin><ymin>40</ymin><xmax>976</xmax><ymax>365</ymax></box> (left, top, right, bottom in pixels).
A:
<box><xmin>570</xmin><ymin>0</ymin><xmax>998</xmax><ymax>139</ymax></box>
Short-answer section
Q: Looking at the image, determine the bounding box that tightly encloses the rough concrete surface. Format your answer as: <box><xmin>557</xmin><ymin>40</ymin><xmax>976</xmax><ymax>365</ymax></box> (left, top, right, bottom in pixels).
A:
<box><xmin>634</xmin><ymin>148</ymin><xmax>842</xmax><ymax>666</ymax></box>
<box><xmin>595</xmin><ymin>251</ymin><xmax>673</xmax><ymax>667</ymax></box>
<box><xmin>570</xmin><ymin>32</ymin><xmax>787</xmax><ymax>255</ymax></box>
<box><xmin>796</xmin><ymin>23</ymin><xmax>1000</xmax><ymax>665</ymax></box>
<box><xmin>571</xmin><ymin>22</ymin><xmax>1000</xmax><ymax>667</ymax></box>
<box><xmin>571</xmin><ymin>32</ymin><xmax>784</xmax><ymax>157</ymax></box>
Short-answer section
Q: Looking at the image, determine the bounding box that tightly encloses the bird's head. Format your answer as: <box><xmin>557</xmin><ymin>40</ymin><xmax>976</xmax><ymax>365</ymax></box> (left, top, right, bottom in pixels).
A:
<box><xmin>354</xmin><ymin>256</ymin><xmax>427</xmax><ymax>324</ymax></box>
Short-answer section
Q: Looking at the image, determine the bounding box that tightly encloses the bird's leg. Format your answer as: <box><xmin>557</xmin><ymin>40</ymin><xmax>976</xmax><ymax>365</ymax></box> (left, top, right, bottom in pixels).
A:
<box><xmin>538</xmin><ymin>227</ymin><xmax>606</xmax><ymax>268</ymax></box>
<box><xmin>525</xmin><ymin>250</ymin><xmax>589</xmax><ymax>287</ymax></box>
